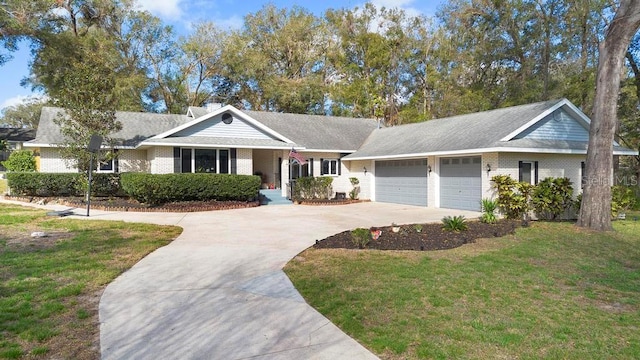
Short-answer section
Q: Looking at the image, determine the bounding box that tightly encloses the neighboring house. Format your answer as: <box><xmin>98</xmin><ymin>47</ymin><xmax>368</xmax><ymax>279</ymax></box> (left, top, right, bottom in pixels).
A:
<box><xmin>0</xmin><ymin>127</ymin><xmax>37</xmax><ymax>171</ymax></box>
<box><xmin>24</xmin><ymin>99</ymin><xmax>637</xmax><ymax>211</ymax></box>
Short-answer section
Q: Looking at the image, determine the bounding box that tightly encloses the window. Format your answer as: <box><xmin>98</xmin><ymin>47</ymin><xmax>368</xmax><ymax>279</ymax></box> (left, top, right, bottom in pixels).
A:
<box><xmin>195</xmin><ymin>149</ymin><xmax>216</xmax><ymax>173</ymax></box>
<box><xmin>321</xmin><ymin>159</ymin><xmax>339</xmax><ymax>175</ymax></box>
<box><xmin>98</xmin><ymin>159</ymin><xmax>113</xmax><ymax>172</ymax></box>
<box><xmin>96</xmin><ymin>150</ymin><xmax>117</xmax><ymax>173</ymax></box>
<box><xmin>181</xmin><ymin>148</ymin><xmax>231</xmax><ymax>174</ymax></box>
<box><xmin>518</xmin><ymin>161</ymin><xmax>538</xmax><ymax>184</ymax></box>
<box><xmin>290</xmin><ymin>160</ymin><xmax>309</xmax><ymax>179</ymax></box>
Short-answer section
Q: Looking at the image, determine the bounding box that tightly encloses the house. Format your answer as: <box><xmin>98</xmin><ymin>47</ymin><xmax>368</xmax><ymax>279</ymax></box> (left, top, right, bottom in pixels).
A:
<box><xmin>24</xmin><ymin>99</ymin><xmax>637</xmax><ymax>211</ymax></box>
<box><xmin>0</xmin><ymin>127</ymin><xmax>36</xmax><ymax>171</ymax></box>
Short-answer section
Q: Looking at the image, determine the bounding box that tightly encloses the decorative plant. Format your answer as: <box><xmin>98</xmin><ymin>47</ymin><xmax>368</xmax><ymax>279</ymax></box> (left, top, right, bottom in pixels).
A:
<box><xmin>491</xmin><ymin>175</ymin><xmax>533</xmax><ymax>221</ymax></box>
<box><xmin>391</xmin><ymin>222</ymin><xmax>400</xmax><ymax>232</ymax></box>
<box><xmin>351</xmin><ymin>228</ymin><xmax>371</xmax><ymax>249</ymax></box>
<box><xmin>413</xmin><ymin>224</ymin><xmax>423</xmax><ymax>233</ymax></box>
<box><xmin>531</xmin><ymin>177</ymin><xmax>574</xmax><ymax>220</ymax></box>
<box><xmin>480</xmin><ymin>198</ymin><xmax>498</xmax><ymax>224</ymax></box>
<box><xmin>442</xmin><ymin>215</ymin><xmax>468</xmax><ymax>232</ymax></box>
<box><xmin>349</xmin><ymin>177</ymin><xmax>360</xmax><ymax>200</ymax></box>
<box><xmin>370</xmin><ymin>228</ymin><xmax>382</xmax><ymax>240</ymax></box>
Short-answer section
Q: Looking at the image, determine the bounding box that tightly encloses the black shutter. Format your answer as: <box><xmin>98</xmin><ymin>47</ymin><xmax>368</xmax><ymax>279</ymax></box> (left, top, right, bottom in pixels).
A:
<box><xmin>114</xmin><ymin>149</ymin><xmax>119</xmax><ymax>173</ymax></box>
<box><xmin>230</xmin><ymin>148</ymin><xmax>237</xmax><ymax>174</ymax></box>
<box><xmin>581</xmin><ymin>161</ymin><xmax>586</xmax><ymax>188</ymax></box>
<box><xmin>320</xmin><ymin>158</ymin><xmax>324</xmax><ymax>175</ymax></box>
<box><xmin>518</xmin><ymin>161</ymin><xmax>523</xmax><ymax>182</ymax></box>
<box><xmin>309</xmin><ymin>158</ymin><xmax>314</xmax><ymax>176</ymax></box>
<box><xmin>534</xmin><ymin>161</ymin><xmax>539</xmax><ymax>184</ymax></box>
<box><xmin>338</xmin><ymin>159</ymin><xmax>341</xmax><ymax>175</ymax></box>
<box><xmin>173</xmin><ymin>147</ymin><xmax>181</xmax><ymax>173</ymax></box>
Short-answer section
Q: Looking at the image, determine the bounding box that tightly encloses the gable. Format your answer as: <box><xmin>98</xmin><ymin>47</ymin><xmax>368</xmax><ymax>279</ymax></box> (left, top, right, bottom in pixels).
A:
<box><xmin>171</xmin><ymin>112</ymin><xmax>277</xmax><ymax>140</ymax></box>
<box><xmin>514</xmin><ymin>108</ymin><xmax>589</xmax><ymax>142</ymax></box>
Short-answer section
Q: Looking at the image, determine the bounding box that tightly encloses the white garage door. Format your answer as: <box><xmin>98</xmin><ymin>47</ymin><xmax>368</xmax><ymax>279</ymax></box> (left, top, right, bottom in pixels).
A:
<box><xmin>375</xmin><ymin>159</ymin><xmax>428</xmax><ymax>206</ymax></box>
<box><xmin>440</xmin><ymin>156</ymin><xmax>482</xmax><ymax>211</ymax></box>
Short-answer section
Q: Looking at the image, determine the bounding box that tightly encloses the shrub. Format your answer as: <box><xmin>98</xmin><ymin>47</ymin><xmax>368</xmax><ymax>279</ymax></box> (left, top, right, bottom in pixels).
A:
<box><xmin>121</xmin><ymin>173</ymin><xmax>260</xmax><ymax>205</ymax></box>
<box><xmin>7</xmin><ymin>172</ymin><xmax>84</xmax><ymax>196</ymax></box>
<box><xmin>531</xmin><ymin>177</ymin><xmax>575</xmax><ymax>220</ymax></box>
<box><xmin>91</xmin><ymin>173</ymin><xmax>125</xmax><ymax>197</ymax></box>
<box><xmin>442</xmin><ymin>215</ymin><xmax>468</xmax><ymax>232</ymax></box>
<box><xmin>293</xmin><ymin>176</ymin><xmax>333</xmax><ymax>200</ymax></box>
<box><xmin>611</xmin><ymin>185</ymin><xmax>636</xmax><ymax>218</ymax></box>
<box><xmin>413</xmin><ymin>224</ymin><xmax>423</xmax><ymax>233</ymax></box>
<box><xmin>2</xmin><ymin>150</ymin><xmax>36</xmax><ymax>172</ymax></box>
<box><xmin>349</xmin><ymin>177</ymin><xmax>360</xmax><ymax>200</ymax></box>
<box><xmin>480</xmin><ymin>198</ymin><xmax>498</xmax><ymax>224</ymax></box>
<box><xmin>491</xmin><ymin>175</ymin><xmax>533</xmax><ymax>220</ymax></box>
<box><xmin>351</xmin><ymin>228</ymin><xmax>371</xmax><ymax>249</ymax></box>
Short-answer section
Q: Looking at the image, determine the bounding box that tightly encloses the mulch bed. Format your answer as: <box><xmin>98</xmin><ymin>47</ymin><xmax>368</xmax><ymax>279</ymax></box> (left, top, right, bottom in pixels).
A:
<box><xmin>5</xmin><ymin>196</ymin><xmax>259</xmax><ymax>212</ymax></box>
<box><xmin>314</xmin><ymin>220</ymin><xmax>521</xmax><ymax>251</ymax></box>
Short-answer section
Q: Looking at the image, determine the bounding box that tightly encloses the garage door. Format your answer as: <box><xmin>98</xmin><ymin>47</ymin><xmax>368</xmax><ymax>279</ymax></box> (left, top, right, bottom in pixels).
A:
<box><xmin>375</xmin><ymin>159</ymin><xmax>428</xmax><ymax>206</ymax></box>
<box><xmin>440</xmin><ymin>156</ymin><xmax>482</xmax><ymax>211</ymax></box>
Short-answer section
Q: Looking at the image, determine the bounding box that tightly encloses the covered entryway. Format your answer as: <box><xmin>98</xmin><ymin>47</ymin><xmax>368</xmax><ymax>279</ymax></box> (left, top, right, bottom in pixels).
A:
<box><xmin>440</xmin><ymin>156</ymin><xmax>482</xmax><ymax>211</ymax></box>
<box><xmin>375</xmin><ymin>159</ymin><xmax>428</xmax><ymax>206</ymax></box>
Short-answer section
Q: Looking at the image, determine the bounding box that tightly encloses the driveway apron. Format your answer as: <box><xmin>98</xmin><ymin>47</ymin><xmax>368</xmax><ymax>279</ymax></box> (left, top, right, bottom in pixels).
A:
<box><xmin>10</xmin><ymin>200</ymin><xmax>478</xmax><ymax>359</ymax></box>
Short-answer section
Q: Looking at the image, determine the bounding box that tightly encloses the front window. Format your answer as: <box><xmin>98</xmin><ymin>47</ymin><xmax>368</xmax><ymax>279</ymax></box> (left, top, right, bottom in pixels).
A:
<box><xmin>98</xmin><ymin>159</ymin><xmax>113</xmax><ymax>172</ymax></box>
<box><xmin>321</xmin><ymin>159</ymin><xmax>339</xmax><ymax>175</ymax></box>
<box><xmin>181</xmin><ymin>148</ymin><xmax>230</xmax><ymax>174</ymax></box>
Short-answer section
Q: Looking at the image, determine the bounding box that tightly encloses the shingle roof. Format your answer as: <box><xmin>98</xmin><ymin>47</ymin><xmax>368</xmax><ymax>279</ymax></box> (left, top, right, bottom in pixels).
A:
<box><xmin>30</xmin><ymin>107</ymin><xmax>191</xmax><ymax>147</ymax></box>
<box><xmin>344</xmin><ymin>99</ymin><xmax>572</xmax><ymax>159</ymax></box>
<box><xmin>0</xmin><ymin>127</ymin><xmax>36</xmax><ymax>142</ymax></box>
<box><xmin>242</xmin><ymin>110</ymin><xmax>378</xmax><ymax>151</ymax></box>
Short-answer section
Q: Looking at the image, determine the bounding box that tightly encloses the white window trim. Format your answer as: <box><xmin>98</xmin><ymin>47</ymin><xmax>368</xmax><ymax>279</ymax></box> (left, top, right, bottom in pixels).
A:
<box><xmin>520</xmin><ymin>161</ymin><xmax>535</xmax><ymax>185</ymax></box>
<box><xmin>182</xmin><ymin>147</ymin><xmax>231</xmax><ymax>174</ymax></box>
<box><xmin>321</xmin><ymin>159</ymin><xmax>339</xmax><ymax>176</ymax></box>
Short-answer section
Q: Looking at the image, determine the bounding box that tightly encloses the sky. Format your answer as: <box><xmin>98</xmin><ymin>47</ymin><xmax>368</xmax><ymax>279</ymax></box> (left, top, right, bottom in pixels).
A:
<box><xmin>0</xmin><ymin>0</ymin><xmax>443</xmax><ymax>113</ymax></box>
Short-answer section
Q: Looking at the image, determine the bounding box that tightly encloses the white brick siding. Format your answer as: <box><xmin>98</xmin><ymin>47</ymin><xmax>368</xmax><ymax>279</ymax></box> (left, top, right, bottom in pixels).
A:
<box><xmin>119</xmin><ymin>150</ymin><xmax>149</xmax><ymax>172</ymax></box>
<box><xmin>482</xmin><ymin>152</ymin><xmax>499</xmax><ymax>200</ymax></box>
<box><xmin>148</xmin><ymin>147</ymin><xmax>174</xmax><ymax>174</ymax></box>
<box><xmin>343</xmin><ymin>160</ymin><xmax>372</xmax><ymax>200</ymax></box>
<box><xmin>236</xmin><ymin>148</ymin><xmax>253</xmax><ymax>175</ymax></box>
<box><xmin>39</xmin><ymin>148</ymin><xmax>76</xmax><ymax>173</ymax></box>
<box><xmin>496</xmin><ymin>153</ymin><xmax>585</xmax><ymax>195</ymax></box>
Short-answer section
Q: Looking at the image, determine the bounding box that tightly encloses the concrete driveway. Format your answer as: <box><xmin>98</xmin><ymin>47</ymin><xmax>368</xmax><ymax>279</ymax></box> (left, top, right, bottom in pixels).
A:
<box><xmin>2</xmin><ymin>199</ymin><xmax>479</xmax><ymax>359</ymax></box>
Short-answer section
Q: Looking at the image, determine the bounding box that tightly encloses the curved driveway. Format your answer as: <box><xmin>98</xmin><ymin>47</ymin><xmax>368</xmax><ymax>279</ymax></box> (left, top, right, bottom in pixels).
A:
<box><xmin>4</xmin><ymin>199</ymin><xmax>479</xmax><ymax>359</ymax></box>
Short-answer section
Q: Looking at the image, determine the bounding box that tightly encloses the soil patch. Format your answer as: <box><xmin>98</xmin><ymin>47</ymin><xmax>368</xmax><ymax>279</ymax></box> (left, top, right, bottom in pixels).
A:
<box><xmin>314</xmin><ymin>220</ymin><xmax>521</xmax><ymax>251</ymax></box>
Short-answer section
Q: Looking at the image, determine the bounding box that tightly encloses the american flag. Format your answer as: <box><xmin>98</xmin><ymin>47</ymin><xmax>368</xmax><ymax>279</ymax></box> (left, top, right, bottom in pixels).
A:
<box><xmin>289</xmin><ymin>149</ymin><xmax>307</xmax><ymax>165</ymax></box>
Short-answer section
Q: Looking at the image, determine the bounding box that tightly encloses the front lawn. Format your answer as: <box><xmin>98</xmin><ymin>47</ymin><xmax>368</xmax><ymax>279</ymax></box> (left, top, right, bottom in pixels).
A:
<box><xmin>285</xmin><ymin>216</ymin><xmax>640</xmax><ymax>359</ymax></box>
<box><xmin>0</xmin><ymin>204</ymin><xmax>182</xmax><ymax>359</ymax></box>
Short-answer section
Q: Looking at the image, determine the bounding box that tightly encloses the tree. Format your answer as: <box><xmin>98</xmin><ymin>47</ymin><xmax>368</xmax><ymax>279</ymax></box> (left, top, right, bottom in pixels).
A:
<box><xmin>51</xmin><ymin>34</ymin><xmax>121</xmax><ymax>172</ymax></box>
<box><xmin>0</xmin><ymin>97</ymin><xmax>46</xmax><ymax>129</ymax></box>
<box><xmin>578</xmin><ymin>1</ymin><xmax>640</xmax><ymax>231</ymax></box>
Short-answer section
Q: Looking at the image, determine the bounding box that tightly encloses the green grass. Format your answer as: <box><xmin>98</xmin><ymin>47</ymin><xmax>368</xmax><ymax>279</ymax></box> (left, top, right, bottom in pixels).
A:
<box><xmin>0</xmin><ymin>204</ymin><xmax>182</xmax><ymax>359</ymax></box>
<box><xmin>285</xmin><ymin>214</ymin><xmax>640</xmax><ymax>359</ymax></box>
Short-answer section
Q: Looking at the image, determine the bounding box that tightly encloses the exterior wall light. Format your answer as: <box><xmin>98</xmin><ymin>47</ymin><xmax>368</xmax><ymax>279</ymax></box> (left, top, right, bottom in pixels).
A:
<box><xmin>486</xmin><ymin>163</ymin><xmax>492</xmax><ymax>173</ymax></box>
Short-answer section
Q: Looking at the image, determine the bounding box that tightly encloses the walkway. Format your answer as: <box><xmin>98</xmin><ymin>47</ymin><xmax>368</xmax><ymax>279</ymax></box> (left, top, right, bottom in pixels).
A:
<box><xmin>3</xmin><ymin>199</ymin><xmax>479</xmax><ymax>359</ymax></box>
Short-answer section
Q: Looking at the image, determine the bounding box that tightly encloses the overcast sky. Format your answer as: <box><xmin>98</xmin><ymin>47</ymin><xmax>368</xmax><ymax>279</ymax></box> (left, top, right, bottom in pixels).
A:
<box><xmin>0</xmin><ymin>0</ymin><xmax>441</xmax><ymax>113</ymax></box>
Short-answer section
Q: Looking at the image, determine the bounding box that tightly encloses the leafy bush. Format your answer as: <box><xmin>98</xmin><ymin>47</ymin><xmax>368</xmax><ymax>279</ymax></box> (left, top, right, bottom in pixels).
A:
<box><xmin>491</xmin><ymin>175</ymin><xmax>534</xmax><ymax>220</ymax></box>
<box><xmin>442</xmin><ymin>215</ymin><xmax>468</xmax><ymax>232</ymax></box>
<box><xmin>611</xmin><ymin>185</ymin><xmax>636</xmax><ymax>218</ymax></box>
<box><xmin>91</xmin><ymin>173</ymin><xmax>125</xmax><ymax>197</ymax></box>
<box><xmin>293</xmin><ymin>176</ymin><xmax>333</xmax><ymax>200</ymax></box>
<box><xmin>531</xmin><ymin>177</ymin><xmax>574</xmax><ymax>220</ymax></box>
<box><xmin>2</xmin><ymin>150</ymin><xmax>36</xmax><ymax>172</ymax></box>
<box><xmin>413</xmin><ymin>224</ymin><xmax>423</xmax><ymax>233</ymax></box>
<box><xmin>349</xmin><ymin>177</ymin><xmax>360</xmax><ymax>200</ymax></box>
<box><xmin>121</xmin><ymin>173</ymin><xmax>260</xmax><ymax>205</ymax></box>
<box><xmin>7</xmin><ymin>172</ymin><xmax>84</xmax><ymax>196</ymax></box>
<box><xmin>351</xmin><ymin>228</ymin><xmax>371</xmax><ymax>249</ymax></box>
<box><xmin>480</xmin><ymin>198</ymin><xmax>498</xmax><ymax>224</ymax></box>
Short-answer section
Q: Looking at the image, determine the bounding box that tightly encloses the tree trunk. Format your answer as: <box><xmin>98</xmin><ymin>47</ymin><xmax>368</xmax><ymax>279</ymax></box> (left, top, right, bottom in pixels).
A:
<box><xmin>578</xmin><ymin>1</ymin><xmax>640</xmax><ymax>231</ymax></box>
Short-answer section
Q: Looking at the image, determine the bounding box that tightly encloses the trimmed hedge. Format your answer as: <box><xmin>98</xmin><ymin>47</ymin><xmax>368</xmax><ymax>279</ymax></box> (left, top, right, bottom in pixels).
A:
<box><xmin>7</xmin><ymin>172</ymin><xmax>84</xmax><ymax>197</ymax></box>
<box><xmin>120</xmin><ymin>173</ymin><xmax>260</xmax><ymax>205</ymax></box>
<box><xmin>293</xmin><ymin>176</ymin><xmax>333</xmax><ymax>200</ymax></box>
<box><xmin>6</xmin><ymin>172</ymin><xmax>124</xmax><ymax>197</ymax></box>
